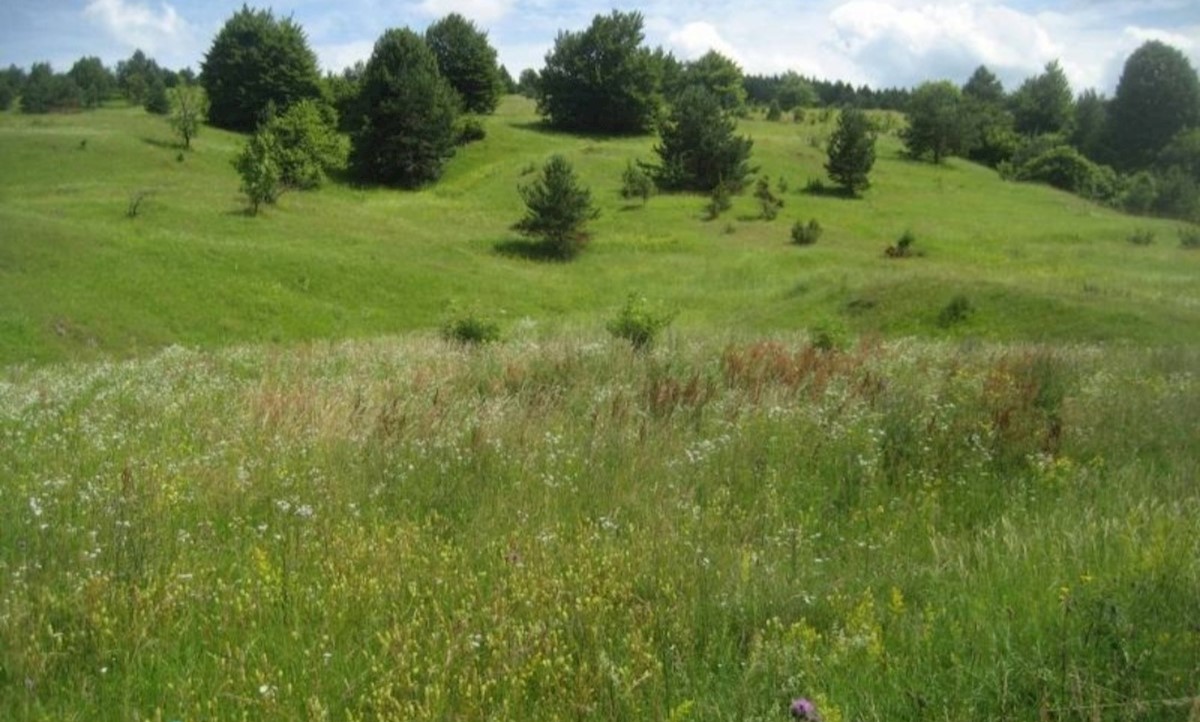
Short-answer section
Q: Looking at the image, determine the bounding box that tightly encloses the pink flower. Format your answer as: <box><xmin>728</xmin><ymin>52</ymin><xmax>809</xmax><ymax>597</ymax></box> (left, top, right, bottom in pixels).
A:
<box><xmin>790</xmin><ymin>697</ymin><xmax>820</xmax><ymax>721</ymax></box>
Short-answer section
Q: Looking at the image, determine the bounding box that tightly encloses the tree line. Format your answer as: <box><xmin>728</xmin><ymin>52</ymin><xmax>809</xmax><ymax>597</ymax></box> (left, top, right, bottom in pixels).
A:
<box><xmin>900</xmin><ymin>47</ymin><xmax>1200</xmax><ymax>222</ymax></box>
<box><xmin>4</xmin><ymin>5</ymin><xmax>1196</xmax><ymax>226</ymax></box>
<box><xmin>0</xmin><ymin>51</ymin><xmax>195</xmax><ymax>115</ymax></box>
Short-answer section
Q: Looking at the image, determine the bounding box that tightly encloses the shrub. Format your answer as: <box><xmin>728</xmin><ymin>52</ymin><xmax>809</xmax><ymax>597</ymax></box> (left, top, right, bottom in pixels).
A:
<box><xmin>791</xmin><ymin>219</ymin><xmax>822</xmax><ymax>245</ymax></box>
<box><xmin>937</xmin><ymin>294</ymin><xmax>974</xmax><ymax>327</ymax></box>
<box><xmin>1016</xmin><ymin>145</ymin><xmax>1118</xmax><ymax>201</ymax></box>
<box><xmin>704</xmin><ymin>181</ymin><xmax>733</xmax><ymax>220</ymax></box>
<box><xmin>441</xmin><ymin>308</ymin><xmax>501</xmax><ymax>344</ymax></box>
<box><xmin>233</xmin><ymin>131</ymin><xmax>282</xmax><ymax>215</ymax></box>
<box><xmin>809</xmin><ymin>319</ymin><xmax>846</xmax><ymax>351</ymax></box>
<box><xmin>620</xmin><ymin>160</ymin><xmax>653</xmax><ymax>205</ymax></box>
<box><xmin>1127</xmin><ymin>229</ymin><xmax>1156</xmax><ymax>246</ymax></box>
<box><xmin>754</xmin><ymin>176</ymin><xmax>783</xmax><ymax>220</ymax></box>
<box><xmin>1119</xmin><ymin>171</ymin><xmax>1158</xmax><ymax>215</ymax></box>
<box><xmin>886</xmin><ymin>230</ymin><xmax>917</xmax><ymax>258</ymax></box>
<box><xmin>765</xmin><ymin>100</ymin><xmax>782</xmax><ymax>121</ymax></box>
<box><xmin>607</xmin><ymin>294</ymin><xmax>675</xmax><ymax>350</ymax></box>
<box><xmin>1181</xmin><ymin>226</ymin><xmax>1200</xmax><ymax>249</ymax></box>
<box><xmin>455</xmin><ymin>117</ymin><xmax>487</xmax><ymax>145</ymax></box>
<box><xmin>262</xmin><ymin>99</ymin><xmax>347</xmax><ymax>189</ymax></box>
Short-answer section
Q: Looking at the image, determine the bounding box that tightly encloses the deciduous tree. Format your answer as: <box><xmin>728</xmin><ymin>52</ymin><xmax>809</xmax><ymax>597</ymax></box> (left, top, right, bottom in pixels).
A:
<box><xmin>537</xmin><ymin>11</ymin><xmax>662</xmax><ymax>134</ymax></box>
<box><xmin>425</xmin><ymin>13</ymin><xmax>503</xmax><ymax>114</ymax></box>
<box><xmin>1108</xmin><ymin>40</ymin><xmax>1200</xmax><ymax>170</ymax></box>
<box><xmin>903</xmin><ymin>81</ymin><xmax>968</xmax><ymax>163</ymax></box>
<box><xmin>201</xmin><ymin>6</ymin><xmax>322</xmax><ymax>131</ymax></box>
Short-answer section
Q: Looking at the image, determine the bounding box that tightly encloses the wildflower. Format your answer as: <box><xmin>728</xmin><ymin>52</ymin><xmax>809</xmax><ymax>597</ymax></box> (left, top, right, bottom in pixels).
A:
<box><xmin>790</xmin><ymin>697</ymin><xmax>821</xmax><ymax>721</ymax></box>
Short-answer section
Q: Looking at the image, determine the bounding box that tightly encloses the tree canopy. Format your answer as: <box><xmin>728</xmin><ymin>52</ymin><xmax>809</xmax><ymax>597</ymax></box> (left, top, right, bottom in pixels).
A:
<box><xmin>903</xmin><ymin>81</ymin><xmax>968</xmax><ymax>163</ymax></box>
<box><xmin>678</xmin><ymin>50</ymin><xmax>746</xmax><ymax>113</ymax></box>
<box><xmin>425</xmin><ymin>13</ymin><xmax>503</xmax><ymax>114</ymax></box>
<box><xmin>1010</xmin><ymin>60</ymin><xmax>1073</xmax><ymax>136</ymax></box>
<box><xmin>21</xmin><ymin>63</ymin><xmax>82</xmax><ymax>114</ymax></box>
<box><xmin>1108</xmin><ymin>40</ymin><xmax>1200</xmax><ymax>170</ymax></box>
<box><xmin>200</xmin><ymin>5</ymin><xmax>323</xmax><ymax>132</ymax></box>
<box><xmin>962</xmin><ymin>65</ymin><xmax>1004</xmax><ymax>105</ymax></box>
<box><xmin>537</xmin><ymin>10</ymin><xmax>662</xmax><ymax>134</ymax></box>
<box><xmin>68</xmin><ymin>57</ymin><xmax>114</xmax><ymax>108</ymax></box>
<box><xmin>650</xmin><ymin>85</ymin><xmax>753</xmax><ymax>192</ymax></box>
<box><xmin>350</xmin><ymin>28</ymin><xmax>460</xmax><ymax>188</ymax></box>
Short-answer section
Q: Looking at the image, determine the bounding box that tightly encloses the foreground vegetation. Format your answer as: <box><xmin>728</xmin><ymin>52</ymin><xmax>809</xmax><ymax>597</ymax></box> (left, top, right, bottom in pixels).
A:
<box><xmin>1</xmin><ymin>333</ymin><xmax>1197</xmax><ymax>720</ymax></box>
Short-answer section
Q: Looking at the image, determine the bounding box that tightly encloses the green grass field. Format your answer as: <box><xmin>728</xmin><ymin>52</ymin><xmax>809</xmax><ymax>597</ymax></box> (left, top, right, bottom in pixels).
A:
<box><xmin>2</xmin><ymin>100</ymin><xmax>1199</xmax><ymax>721</ymax></box>
<box><xmin>1</xmin><ymin>97</ymin><xmax>1197</xmax><ymax>366</ymax></box>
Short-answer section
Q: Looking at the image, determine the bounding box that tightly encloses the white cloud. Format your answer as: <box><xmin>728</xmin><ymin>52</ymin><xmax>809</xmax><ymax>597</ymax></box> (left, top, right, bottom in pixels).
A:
<box><xmin>83</xmin><ymin>0</ymin><xmax>194</xmax><ymax>58</ymax></box>
<box><xmin>418</xmin><ymin>0</ymin><xmax>515</xmax><ymax>25</ymax></box>
<box><xmin>313</xmin><ymin>40</ymin><xmax>376</xmax><ymax>73</ymax></box>
<box><xmin>666</xmin><ymin>22</ymin><xmax>742</xmax><ymax>63</ymax></box>
<box><xmin>828</xmin><ymin>1</ymin><xmax>1062</xmax><ymax>87</ymax></box>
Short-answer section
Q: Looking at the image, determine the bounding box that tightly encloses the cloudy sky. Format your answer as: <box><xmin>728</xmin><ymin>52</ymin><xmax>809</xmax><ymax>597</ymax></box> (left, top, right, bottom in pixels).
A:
<box><xmin>2</xmin><ymin>0</ymin><xmax>1198</xmax><ymax>93</ymax></box>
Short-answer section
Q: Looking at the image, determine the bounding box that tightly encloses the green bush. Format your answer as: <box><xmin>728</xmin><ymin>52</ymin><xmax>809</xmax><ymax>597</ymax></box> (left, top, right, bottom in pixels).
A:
<box><xmin>1016</xmin><ymin>145</ymin><xmax>1118</xmax><ymax>202</ymax></box>
<box><xmin>791</xmin><ymin>219</ymin><xmax>822</xmax><ymax>245</ymax></box>
<box><xmin>455</xmin><ymin>117</ymin><xmax>487</xmax><ymax>145</ymax></box>
<box><xmin>441</xmin><ymin>308</ymin><xmax>501</xmax><ymax>344</ymax></box>
<box><xmin>1119</xmin><ymin>171</ymin><xmax>1158</xmax><ymax>215</ymax></box>
<box><xmin>937</xmin><ymin>294</ymin><xmax>974</xmax><ymax>327</ymax></box>
<box><xmin>1127</xmin><ymin>229</ymin><xmax>1155</xmax><ymax>246</ymax></box>
<box><xmin>607</xmin><ymin>294</ymin><xmax>675</xmax><ymax>350</ymax></box>
<box><xmin>886</xmin><ymin>230</ymin><xmax>917</xmax><ymax>258</ymax></box>
<box><xmin>620</xmin><ymin>160</ymin><xmax>653</xmax><ymax>205</ymax></box>
<box><xmin>704</xmin><ymin>181</ymin><xmax>733</xmax><ymax>220</ymax></box>
<box><xmin>754</xmin><ymin>176</ymin><xmax>783</xmax><ymax>220</ymax></box>
<box><xmin>1181</xmin><ymin>226</ymin><xmax>1200</xmax><ymax>250</ymax></box>
<box><xmin>809</xmin><ymin>318</ymin><xmax>847</xmax><ymax>351</ymax></box>
<box><xmin>262</xmin><ymin>99</ymin><xmax>347</xmax><ymax>189</ymax></box>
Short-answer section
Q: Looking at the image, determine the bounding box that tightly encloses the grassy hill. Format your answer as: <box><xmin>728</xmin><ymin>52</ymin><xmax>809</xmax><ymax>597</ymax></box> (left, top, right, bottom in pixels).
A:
<box><xmin>1</xmin><ymin>97</ymin><xmax>1197</xmax><ymax>365</ymax></box>
<box><xmin>2</xmin><ymin>100</ymin><xmax>1199</xmax><ymax>720</ymax></box>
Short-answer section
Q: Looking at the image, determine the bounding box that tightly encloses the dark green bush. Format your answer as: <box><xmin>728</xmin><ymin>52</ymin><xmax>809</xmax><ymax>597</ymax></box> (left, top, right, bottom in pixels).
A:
<box><xmin>791</xmin><ymin>219</ymin><xmax>822</xmax><ymax>245</ymax></box>
<box><xmin>937</xmin><ymin>294</ymin><xmax>974</xmax><ymax>327</ymax></box>
<box><xmin>441</xmin><ymin>308</ymin><xmax>501</xmax><ymax>344</ymax></box>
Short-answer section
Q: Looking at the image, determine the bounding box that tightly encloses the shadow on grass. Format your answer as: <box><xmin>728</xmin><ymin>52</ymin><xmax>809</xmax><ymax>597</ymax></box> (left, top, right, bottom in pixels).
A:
<box><xmin>506</xmin><ymin>120</ymin><xmax>637</xmax><ymax>143</ymax></box>
<box><xmin>801</xmin><ymin>182</ymin><xmax>860</xmax><ymax>199</ymax></box>
<box><xmin>141</xmin><ymin>136</ymin><xmax>183</xmax><ymax>151</ymax></box>
<box><xmin>493</xmin><ymin>238</ymin><xmax>571</xmax><ymax>262</ymax></box>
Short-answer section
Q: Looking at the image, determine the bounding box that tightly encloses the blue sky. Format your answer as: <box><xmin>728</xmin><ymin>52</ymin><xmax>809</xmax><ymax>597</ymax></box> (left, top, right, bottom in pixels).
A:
<box><xmin>2</xmin><ymin>0</ymin><xmax>1198</xmax><ymax>93</ymax></box>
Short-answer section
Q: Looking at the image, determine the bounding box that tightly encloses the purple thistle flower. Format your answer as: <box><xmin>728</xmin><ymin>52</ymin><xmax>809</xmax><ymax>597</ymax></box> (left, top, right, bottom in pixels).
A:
<box><xmin>790</xmin><ymin>697</ymin><xmax>820</xmax><ymax>721</ymax></box>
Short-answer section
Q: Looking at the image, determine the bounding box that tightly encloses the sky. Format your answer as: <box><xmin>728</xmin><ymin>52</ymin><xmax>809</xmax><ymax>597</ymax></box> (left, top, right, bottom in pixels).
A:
<box><xmin>2</xmin><ymin>0</ymin><xmax>1198</xmax><ymax>94</ymax></box>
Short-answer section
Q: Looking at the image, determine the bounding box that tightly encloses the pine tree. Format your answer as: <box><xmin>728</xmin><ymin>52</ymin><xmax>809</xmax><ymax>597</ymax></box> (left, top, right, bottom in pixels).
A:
<box><xmin>512</xmin><ymin>155</ymin><xmax>599</xmax><ymax>258</ymax></box>
<box><xmin>825</xmin><ymin>107</ymin><xmax>876</xmax><ymax>195</ymax></box>
<box><xmin>651</xmin><ymin>86</ymin><xmax>753</xmax><ymax>192</ymax></box>
<box><xmin>350</xmin><ymin>28</ymin><xmax>459</xmax><ymax>188</ymax></box>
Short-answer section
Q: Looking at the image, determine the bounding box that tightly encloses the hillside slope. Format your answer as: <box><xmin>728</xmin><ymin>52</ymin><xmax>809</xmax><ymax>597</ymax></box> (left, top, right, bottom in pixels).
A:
<box><xmin>1</xmin><ymin>98</ymin><xmax>1197</xmax><ymax>364</ymax></box>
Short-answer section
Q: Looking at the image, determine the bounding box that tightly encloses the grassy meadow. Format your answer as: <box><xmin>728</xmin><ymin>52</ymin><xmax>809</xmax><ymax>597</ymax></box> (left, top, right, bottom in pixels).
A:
<box><xmin>1</xmin><ymin>98</ymin><xmax>1199</xmax><ymax>721</ymax></box>
<box><xmin>1</xmin><ymin>97</ymin><xmax>1198</xmax><ymax>365</ymax></box>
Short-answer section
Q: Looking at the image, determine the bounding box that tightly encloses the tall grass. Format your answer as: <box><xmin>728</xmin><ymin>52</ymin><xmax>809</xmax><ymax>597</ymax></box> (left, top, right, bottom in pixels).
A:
<box><xmin>2</xmin><ymin>334</ymin><xmax>1197</xmax><ymax>720</ymax></box>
